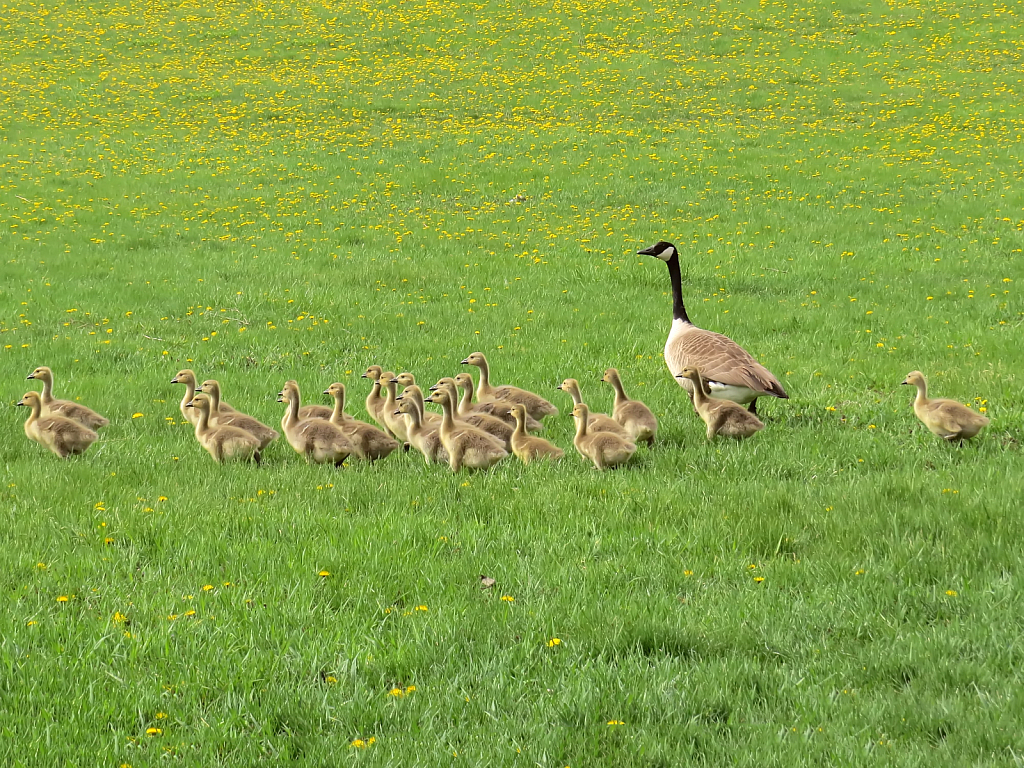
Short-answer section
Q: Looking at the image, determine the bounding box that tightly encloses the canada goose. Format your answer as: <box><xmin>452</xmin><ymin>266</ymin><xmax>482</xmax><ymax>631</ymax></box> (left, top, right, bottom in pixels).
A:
<box><xmin>571</xmin><ymin>403</ymin><xmax>636</xmax><ymax>470</ymax></box>
<box><xmin>638</xmin><ymin>241</ymin><xmax>788</xmax><ymax>414</ymax></box>
<box><xmin>901</xmin><ymin>371</ymin><xmax>990</xmax><ymax>442</ymax></box>
<box><xmin>16</xmin><ymin>391</ymin><xmax>98</xmax><ymax>458</ymax></box>
<box><xmin>394</xmin><ymin>398</ymin><xmax>449</xmax><ymax>465</ymax></box>
<box><xmin>395</xmin><ymin>384</ymin><xmax>441</xmax><ymax>426</ymax></box>
<box><xmin>452</xmin><ymin>372</ymin><xmax>543</xmax><ymax>431</ymax></box>
<box><xmin>277</xmin><ymin>385</ymin><xmax>353</xmax><ymax>465</ymax></box>
<box><xmin>172</xmin><ymin>369</ymin><xmax>236</xmax><ymax>425</ymax></box>
<box><xmin>600</xmin><ymin>368</ymin><xmax>658</xmax><ymax>446</ymax></box>
<box><xmin>198</xmin><ymin>380</ymin><xmax>279</xmax><ymax>450</ymax></box>
<box><xmin>460</xmin><ymin>352</ymin><xmax>558</xmax><ymax>420</ymax></box>
<box><xmin>325</xmin><ymin>382</ymin><xmax>399</xmax><ymax>461</ymax></box>
<box><xmin>509</xmin><ymin>404</ymin><xmax>564</xmax><ymax>464</ymax></box>
<box><xmin>27</xmin><ymin>366</ymin><xmax>109</xmax><ymax>430</ymax></box>
<box><xmin>556</xmin><ymin>378</ymin><xmax>631</xmax><ymax>440</ymax></box>
<box><xmin>675</xmin><ymin>367</ymin><xmax>764</xmax><ymax>440</ymax></box>
<box><xmin>424</xmin><ymin>388</ymin><xmax>508</xmax><ymax>472</ymax></box>
<box><xmin>435</xmin><ymin>381</ymin><xmax>514</xmax><ymax>449</ymax></box>
<box><xmin>278</xmin><ymin>379</ymin><xmax>334</xmax><ymax>421</ymax></box>
<box><xmin>185</xmin><ymin>393</ymin><xmax>261</xmax><ymax>464</ymax></box>
<box><xmin>361</xmin><ymin>365</ymin><xmax>387</xmax><ymax>426</ymax></box>
<box><xmin>378</xmin><ymin>372</ymin><xmax>408</xmax><ymax>442</ymax></box>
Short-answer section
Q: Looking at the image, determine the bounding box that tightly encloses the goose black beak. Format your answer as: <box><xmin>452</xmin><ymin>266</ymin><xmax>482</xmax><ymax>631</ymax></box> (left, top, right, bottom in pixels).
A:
<box><xmin>636</xmin><ymin>244</ymin><xmax>659</xmax><ymax>256</ymax></box>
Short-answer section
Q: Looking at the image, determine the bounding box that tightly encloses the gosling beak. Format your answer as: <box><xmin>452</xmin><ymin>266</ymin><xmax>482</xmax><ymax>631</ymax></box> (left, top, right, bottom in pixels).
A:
<box><xmin>170</xmin><ymin>378</ymin><xmax>179</xmax><ymax>383</ymax></box>
<box><xmin>184</xmin><ymin>401</ymin><xmax>194</xmax><ymax>408</ymax></box>
<box><xmin>428</xmin><ymin>384</ymin><xmax>439</xmax><ymax>392</ymax></box>
<box><xmin>276</xmin><ymin>395</ymin><xmax>285</xmax><ymax>403</ymax></box>
<box><xmin>392</xmin><ymin>409</ymin><xmax>402</xmax><ymax>416</ymax></box>
<box><xmin>460</xmin><ymin>358</ymin><xmax>469</xmax><ymax>365</ymax></box>
<box><xmin>900</xmin><ymin>379</ymin><xmax>910</xmax><ymax>386</ymax></box>
<box><xmin>395</xmin><ymin>393</ymin><xmax>404</xmax><ymax>401</ymax></box>
<box><xmin>360</xmin><ymin>373</ymin><xmax>368</xmax><ymax>378</ymax></box>
<box><xmin>15</xmin><ymin>400</ymin><xmax>25</xmax><ymax>407</ymax></box>
<box><xmin>26</xmin><ymin>374</ymin><xmax>35</xmax><ymax>380</ymax></box>
<box><xmin>556</xmin><ymin>384</ymin><xmax>563</xmax><ymax>391</ymax></box>
<box><xmin>322</xmin><ymin>390</ymin><xmax>330</xmax><ymax>396</ymax></box>
<box><xmin>389</xmin><ymin>378</ymin><xmax>398</xmax><ymax>384</ymax></box>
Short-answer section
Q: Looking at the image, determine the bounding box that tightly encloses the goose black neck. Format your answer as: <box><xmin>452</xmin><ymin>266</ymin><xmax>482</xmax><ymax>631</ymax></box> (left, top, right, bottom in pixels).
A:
<box><xmin>666</xmin><ymin>253</ymin><xmax>690</xmax><ymax>324</ymax></box>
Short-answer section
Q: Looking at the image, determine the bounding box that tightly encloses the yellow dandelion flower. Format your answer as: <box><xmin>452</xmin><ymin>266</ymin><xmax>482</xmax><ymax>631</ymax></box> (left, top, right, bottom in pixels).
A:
<box><xmin>501</xmin><ymin>595</ymin><xmax>514</xmax><ymax>602</ymax></box>
<box><xmin>56</xmin><ymin>595</ymin><xmax>69</xmax><ymax>602</ymax></box>
<box><xmin>318</xmin><ymin>570</ymin><xmax>330</xmax><ymax>577</ymax></box>
<box><xmin>132</xmin><ymin>413</ymin><xmax>144</xmax><ymax>419</ymax></box>
<box><xmin>202</xmin><ymin>584</ymin><xmax>213</xmax><ymax>591</ymax></box>
<box><xmin>607</xmin><ymin>720</ymin><xmax>624</xmax><ymax>726</ymax></box>
<box><xmin>547</xmin><ymin>638</ymin><xmax>561</xmax><ymax>647</ymax></box>
<box><xmin>754</xmin><ymin>577</ymin><xmax>765</xmax><ymax>583</ymax></box>
<box><xmin>946</xmin><ymin>590</ymin><xmax>957</xmax><ymax>597</ymax></box>
<box><xmin>145</xmin><ymin>727</ymin><xmax>162</xmax><ymax>736</ymax></box>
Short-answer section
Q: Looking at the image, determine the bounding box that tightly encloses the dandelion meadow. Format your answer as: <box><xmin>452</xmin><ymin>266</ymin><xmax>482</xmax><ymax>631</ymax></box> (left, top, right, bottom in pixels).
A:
<box><xmin>2</xmin><ymin>0</ymin><xmax>1023</xmax><ymax>764</ymax></box>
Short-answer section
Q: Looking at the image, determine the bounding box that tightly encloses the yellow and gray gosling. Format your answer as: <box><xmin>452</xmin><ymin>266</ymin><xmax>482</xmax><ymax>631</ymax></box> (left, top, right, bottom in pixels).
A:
<box><xmin>278</xmin><ymin>379</ymin><xmax>334</xmax><ymax>421</ymax></box>
<box><xmin>17</xmin><ymin>390</ymin><xmax>98</xmax><ymax>458</ymax></box>
<box><xmin>570</xmin><ymin>403</ymin><xmax>636</xmax><ymax>470</ymax></box>
<box><xmin>425</xmin><ymin>388</ymin><xmax>508</xmax><ymax>472</ymax></box>
<box><xmin>556</xmin><ymin>377</ymin><xmax>630</xmax><ymax>440</ymax></box>
<box><xmin>601</xmin><ymin>368</ymin><xmax>658</xmax><ymax>446</ymax></box>
<box><xmin>901</xmin><ymin>371</ymin><xmax>989</xmax><ymax>442</ymax></box>
<box><xmin>199</xmin><ymin>379</ymin><xmax>278</xmax><ymax>450</ymax></box>
<box><xmin>396</xmin><ymin>384</ymin><xmax>442</xmax><ymax>427</ymax></box>
<box><xmin>452</xmin><ymin>372</ymin><xmax>543</xmax><ymax>431</ymax></box>
<box><xmin>379</xmin><ymin>372</ymin><xmax>409</xmax><ymax>442</ymax></box>
<box><xmin>436</xmin><ymin>380</ymin><xmax>513</xmax><ymax>450</ymax></box>
<box><xmin>325</xmin><ymin>382</ymin><xmax>399</xmax><ymax>461</ymax></box>
<box><xmin>361</xmin><ymin>365</ymin><xmax>387</xmax><ymax>428</ymax></box>
<box><xmin>277</xmin><ymin>385</ymin><xmax>353</xmax><ymax>466</ymax></box>
<box><xmin>675</xmin><ymin>367</ymin><xmax>763</xmax><ymax>440</ymax></box>
<box><xmin>27</xmin><ymin>366</ymin><xmax>109</xmax><ymax>430</ymax></box>
<box><xmin>186</xmin><ymin>393</ymin><xmax>261</xmax><ymax>464</ymax></box>
<box><xmin>394</xmin><ymin>398</ymin><xmax>449</xmax><ymax>465</ymax></box>
<box><xmin>172</xmin><ymin>369</ymin><xmax>236</xmax><ymax>426</ymax></box>
<box><xmin>461</xmin><ymin>352</ymin><xmax>558</xmax><ymax>421</ymax></box>
<box><xmin>509</xmin><ymin>404</ymin><xmax>564</xmax><ymax>464</ymax></box>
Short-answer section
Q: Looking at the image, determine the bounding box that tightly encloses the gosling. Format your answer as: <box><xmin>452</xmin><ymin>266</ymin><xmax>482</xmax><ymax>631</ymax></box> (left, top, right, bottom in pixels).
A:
<box><xmin>27</xmin><ymin>366</ymin><xmax>108</xmax><ymax>430</ymax></box>
<box><xmin>601</xmin><ymin>368</ymin><xmax>658</xmax><ymax>446</ymax></box>
<box><xmin>172</xmin><ymin>369</ymin><xmax>235</xmax><ymax>425</ymax></box>
<box><xmin>425</xmin><ymin>388</ymin><xmax>508</xmax><ymax>472</ymax></box>
<box><xmin>394</xmin><ymin>398</ymin><xmax>448</xmax><ymax>465</ymax></box>
<box><xmin>278</xmin><ymin>385</ymin><xmax>353</xmax><ymax>465</ymax></box>
<box><xmin>199</xmin><ymin>379</ymin><xmax>278</xmax><ymax>450</ymax></box>
<box><xmin>280</xmin><ymin>380</ymin><xmax>334</xmax><ymax>421</ymax></box>
<box><xmin>17</xmin><ymin>390</ymin><xmax>98</xmax><ymax>458</ymax></box>
<box><xmin>461</xmin><ymin>352</ymin><xmax>558</xmax><ymax>421</ymax></box>
<box><xmin>676</xmin><ymin>368</ymin><xmax>763</xmax><ymax>440</ymax></box>
<box><xmin>571</xmin><ymin>403</ymin><xmax>636</xmax><ymax>470</ymax></box>
<box><xmin>509</xmin><ymin>404</ymin><xmax>564</xmax><ymax>464</ymax></box>
<box><xmin>186</xmin><ymin>393</ymin><xmax>261</xmax><ymax>464</ymax></box>
<box><xmin>325</xmin><ymin>382</ymin><xmax>399</xmax><ymax>461</ymax></box>
<box><xmin>435</xmin><ymin>380</ymin><xmax>514</xmax><ymax>449</ymax></box>
<box><xmin>902</xmin><ymin>370</ymin><xmax>990</xmax><ymax>442</ymax></box>
<box><xmin>556</xmin><ymin>377</ymin><xmax>630</xmax><ymax>440</ymax></box>
<box><xmin>453</xmin><ymin>372</ymin><xmax>543</xmax><ymax>431</ymax></box>
<box><xmin>361</xmin><ymin>365</ymin><xmax>387</xmax><ymax>427</ymax></box>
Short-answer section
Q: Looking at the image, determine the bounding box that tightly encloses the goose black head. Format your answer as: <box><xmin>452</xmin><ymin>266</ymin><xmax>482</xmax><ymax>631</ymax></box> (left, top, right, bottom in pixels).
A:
<box><xmin>637</xmin><ymin>241</ymin><xmax>677</xmax><ymax>262</ymax></box>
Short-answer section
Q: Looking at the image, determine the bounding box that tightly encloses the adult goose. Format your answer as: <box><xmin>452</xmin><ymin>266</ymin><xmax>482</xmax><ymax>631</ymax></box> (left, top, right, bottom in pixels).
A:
<box><xmin>638</xmin><ymin>241</ymin><xmax>788</xmax><ymax>414</ymax></box>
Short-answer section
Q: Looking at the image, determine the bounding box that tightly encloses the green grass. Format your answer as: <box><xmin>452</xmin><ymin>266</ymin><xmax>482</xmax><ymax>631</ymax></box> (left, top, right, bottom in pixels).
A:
<box><xmin>1</xmin><ymin>0</ymin><xmax>1023</xmax><ymax>763</ymax></box>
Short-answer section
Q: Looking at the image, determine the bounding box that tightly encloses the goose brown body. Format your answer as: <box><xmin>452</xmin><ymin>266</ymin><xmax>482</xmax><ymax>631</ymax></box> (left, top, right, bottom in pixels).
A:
<box><xmin>186</xmin><ymin>393</ymin><xmax>261</xmax><ymax>463</ymax></box>
<box><xmin>571</xmin><ymin>403</ymin><xmax>636</xmax><ymax>470</ymax></box>
<box><xmin>601</xmin><ymin>368</ymin><xmax>658</xmax><ymax>446</ymax></box>
<box><xmin>461</xmin><ymin>352</ymin><xmax>558</xmax><ymax>420</ymax></box>
<box><xmin>199</xmin><ymin>380</ymin><xmax>279</xmax><ymax>450</ymax></box>
<box><xmin>325</xmin><ymin>383</ymin><xmax>399</xmax><ymax>461</ymax></box>
<box><xmin>676</xmin><ymin>367</ymin><xmax>764</xmax><ymax>440</ymax></box>
<box><xmin>556</xmin><ymin>378</ymin><xmax>631</xmax><ymax>440</ymax></box>
<box><xmin>27</xmin><ymin>366</ymin><xmax>109</xmax><ymax>430</ymax></box>
<box><xmin>509</xmin><ymin>404</ymin><xmax>564</xmax><ymax>464</ymax></box>
<box><xmin>17</xmin><ymin>391</ymin><xmax>98</xmax><ymax>458</ymax></box>
<box><xmin>172</xmin><ymin>369</ymin><xmax>235</xmax><ymax>425</ymax></box>
<box><xmin>902</xmin><ymin>371</ymin><xmax>989</xmax><ymax>441</ymax></box>
<box><xmin>425</xmin><ymin>389</ymin><xmax>507</xmax><ymax>472</ymax></box>
<box><xmin>639</xmin><ymin>241</ymin><xmax>787</xmax><ymax>413</ymax></box>
<box><xmin>394</xmin><ymin>399</ymin><xmax>449</xmax><ymax>465</ymax></box>
<box><xmin>278</xmin><ymin>386</ymin><xmax>353</xmax><ymax>465</ymax></box>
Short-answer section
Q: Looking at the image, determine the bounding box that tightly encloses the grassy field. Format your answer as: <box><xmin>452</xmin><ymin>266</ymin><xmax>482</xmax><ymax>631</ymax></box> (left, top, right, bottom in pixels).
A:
<box><xmin>2</xmin><ymin>0</ymin><xmax>1023</xmax><ymax>763</ymax></box>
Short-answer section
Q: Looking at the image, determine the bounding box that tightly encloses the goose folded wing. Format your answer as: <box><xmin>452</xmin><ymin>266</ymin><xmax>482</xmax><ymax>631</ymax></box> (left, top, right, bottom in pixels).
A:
<box><xmin>678</xmin><ymin>330</ymin><xmax>788</xmax><ymax>398</ymax></box>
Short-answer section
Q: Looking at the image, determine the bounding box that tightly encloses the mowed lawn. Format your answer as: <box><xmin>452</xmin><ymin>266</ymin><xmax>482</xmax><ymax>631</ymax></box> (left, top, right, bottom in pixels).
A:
<box><xmin>1</xmin><ymin>0</ymin><xmax>1023</xmax><ymax>764</ymax></box>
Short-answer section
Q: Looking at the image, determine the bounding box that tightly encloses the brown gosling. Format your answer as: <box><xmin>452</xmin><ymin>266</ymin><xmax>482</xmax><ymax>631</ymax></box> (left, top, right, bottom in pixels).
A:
<box><xmin>453</xmin><ymin>372</ymin><xmax>543</xmax><ymax>431</ymax></box>
<box><xmin>378</xmin><ymin>372</ymin><xmax>408</xmax><ymax>442</ymax></box>
<box><xmin>27</xmin><ymin>366</ymin><xmax>109</xmax><ymax>430</ymax></box>
<box><xmin>675</xmin><ymin>367</ymin><xmax>764</xmax><ymax>440</ymax></box>
<box><xmin>196</xmin><ymin>379</ymin><xmax>279</xmax><ymax>450</ymax></box>
<box><xmin>17</xmin><ymin>391</ymin><xmax>98</xmax><ymax>458</ymax></box>
<box><xmin>509</xmin><ymin>404</ymin><xmax>564</xmax><ymax>464</ymax></box>
<box><xmin>571</xmin><ymin>403</ymin><xmax>636</xmax><ymax>470</ymax></box>
<box><xmin>396</xmin><ymin>384</ymin><xmax>441</xmax><ymax>426</ymax></box>
<box><xmin>172</xmin><ymin>369</ymin><xmax>235</xmax><ymax>425</ymax></box>
<box><xmin>601</xmin><ymin>368</ymin><xmax>659</xmax><ymax>446</ymax></box>
<box><xmin>460</xmin><ymin>352</ymin><xmax>559</xmax><ymax>420</ymax></box>
<box><xmin>277</xmin><ymin>386</ymin><xmax>353</xmax><ymax>466</ymax></box>
<box><xmin>901</xmin><ymin>370</ymin><xmax>990</xmax><ymax>442</ymax></box>
<box><xmin>436</xmin><ymin>381</ymin><xmax>514</xmax><ymax>449</ymax></box>
<box><xmin>278</xmin><ymin>379</ymin><xmax>334</xmax><ymax>421</ymax></box>
<box><xmin>361</xmin><ymin>365</ymin><xmax>387</xmax><ymax>427</ymax></box>
<box><xmin>425</xmin><ymin>388</ymin><xmax>508</xmax><ymax>472</ymax></box>
<box><xmin>186</xmin><ymin>393</ymin><xmax>261</xmax><ymax>464</ymax></box>
<box><xmin>556</xmin><ymin>377</ymin><xmax>631</xmax><ymax>440</ymax></box>
<box><xmin>394</xmin><ymin>398</ymin><xmax>449</xmax><ymax>465</ymax></box>
<box><xmin>325</xmin><ymin>383</ymin><xmax>399</xmax><ymax>461</ymax></box>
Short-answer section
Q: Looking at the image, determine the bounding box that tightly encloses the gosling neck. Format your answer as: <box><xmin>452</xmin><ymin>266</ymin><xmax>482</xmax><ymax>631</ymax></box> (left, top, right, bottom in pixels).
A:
<box><xmin>194</xmin><ymin>406</ymin><xmax>211</xmax><ymax>438</ymax></box>
<box><xmin>206</xmin><ymin>383</ymin><xmax>222</xmax><ymax>414</ymax></box>
<box><xmin>689</xmin><ymin>375</ymin><xmax>709</xmax><ymax>408</ymax></box>
<box><xmin>566</xmin><ymin>381</ymin><xmax>583</xmax><ymax>406</ymax></box>
<box><xmin>330</xmin><ymin>391</ymin><xmax>345</xmax><ymax>423</ymax></box>
<box><xmin>457</xmin><ymin>382</ymin><xmax>474</xmax><ymax>415</ymax></box>
<box><xmin>437</xmin><ymin>396</ymin><xmax>455</xmax><ymax>437</ymax></box>
<box><xmin>179</xmin><ymin>380</ymin><xmax>195</xmax><ymax>411</ymax></box>
<box><xmin>24</xmin><ymin>398</ymin><xmax>42</xmax><ymax>425</ymax></box>
<box><xmin>608</xmin><ymin>372</ymin><xmax>628</xmax><ymax>409</ymax></box>
<box><xmin>475</xmin><ymin>358</ymin><xmax>491</xmax><ymax>393</ymax></box>
<box><xmin>282</xmin><ymin>395</ymin><xmax>300</xmax><ymax>429</ymax></box>
<box><xmin>513</xmin><ymin>414</ymin><xmax>528</xmax><ymax>437</ymax></box>
<box><xmin>39</xmin><ymin>373</ymin><xmax>55</xmax><ymax>404</ymax></box>
<box><xmin>912</xmin><ymin>379</ymin><xmax>930</xmax><ymax>408</ymax></box>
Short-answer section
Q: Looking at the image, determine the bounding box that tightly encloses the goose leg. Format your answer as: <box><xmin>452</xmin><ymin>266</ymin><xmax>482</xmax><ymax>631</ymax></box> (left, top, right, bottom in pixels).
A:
<box><xmin>747</xmin><ymin>399</ymin><xmax>758</xmax><ymax>415</ymax></box>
